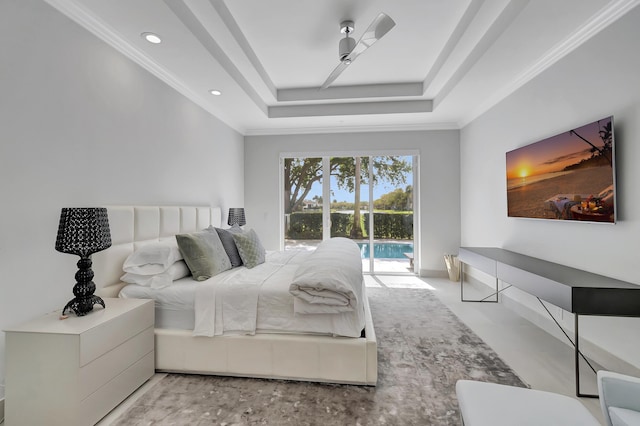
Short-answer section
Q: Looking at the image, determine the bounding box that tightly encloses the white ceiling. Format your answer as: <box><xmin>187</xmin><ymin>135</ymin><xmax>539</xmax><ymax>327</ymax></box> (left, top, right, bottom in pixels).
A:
<box><xmin>44</xmin><ymin>0</ymin><xmax>638</xmax><ymax>135</ymax></box>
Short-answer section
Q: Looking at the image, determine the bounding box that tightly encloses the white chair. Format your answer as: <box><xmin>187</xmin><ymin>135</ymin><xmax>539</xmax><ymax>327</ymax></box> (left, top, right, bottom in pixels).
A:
<box><xmin>598</xmin><ymin>370</ymin><xmax>640</xmax><ymax>426</ymax></box>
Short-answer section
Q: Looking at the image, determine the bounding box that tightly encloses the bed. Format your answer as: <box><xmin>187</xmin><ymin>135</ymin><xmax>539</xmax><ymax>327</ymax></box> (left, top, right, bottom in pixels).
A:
<box><xmin>92</xmin><ymin>206</ymin><xmax>377</xmax><ymax>385</ymax></box>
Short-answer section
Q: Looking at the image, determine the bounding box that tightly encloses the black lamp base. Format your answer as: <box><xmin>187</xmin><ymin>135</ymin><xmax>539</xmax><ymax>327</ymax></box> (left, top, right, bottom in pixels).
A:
<box><xmin>62</xmin><ymin>256</ymin><xmax>106</xmax><ymax>316</ymax></box>
<box><xmin>63</xmin><ymin>294</ymin><xmax>105</xmax><ymax>316</ymax></box>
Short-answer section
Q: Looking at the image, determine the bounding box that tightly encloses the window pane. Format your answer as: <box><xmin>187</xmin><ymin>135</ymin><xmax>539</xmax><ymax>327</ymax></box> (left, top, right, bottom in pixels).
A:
<box><xmin>284</xmin><ymin>157</ymin><xmax>323</xmax><ymax>251</ymax></box>
<box><xmin>370</xmin><ymin>155</ymin><xmax>414</xmax><ymax>273</ymax></box>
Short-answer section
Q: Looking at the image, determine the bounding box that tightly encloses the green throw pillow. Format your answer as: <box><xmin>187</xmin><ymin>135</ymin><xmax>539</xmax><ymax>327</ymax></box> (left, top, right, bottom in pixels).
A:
<box><xmin>175</xmin><ymin>231</ymin><xmax>231</xmax><ymax>281</ymax></box>
<box><xmin>231</xmin><ymin>229</ymin><xmax>265</xmax><ymax>269</ymax></box>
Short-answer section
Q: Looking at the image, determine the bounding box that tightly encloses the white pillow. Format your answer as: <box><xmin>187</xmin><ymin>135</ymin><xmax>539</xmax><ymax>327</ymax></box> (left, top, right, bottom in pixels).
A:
<box><xmin>122</xmin><ymin>241</ymin><xmax>183</xmax><ymax>275</ymax></box>
<box><xmin>121</xmin><ymin>260</ymin><xmax>190</xmax><ymax>289</ymax></box>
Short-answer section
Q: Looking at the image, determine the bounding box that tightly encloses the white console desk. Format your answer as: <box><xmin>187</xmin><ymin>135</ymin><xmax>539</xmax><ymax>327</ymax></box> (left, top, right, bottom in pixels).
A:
<box><xmin>458</xmin><ymin>247</ymin><xmax>640</xmax><ymax>397</ymax></box>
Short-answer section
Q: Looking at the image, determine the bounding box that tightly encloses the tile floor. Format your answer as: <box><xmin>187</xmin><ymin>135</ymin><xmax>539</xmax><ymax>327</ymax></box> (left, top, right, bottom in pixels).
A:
<box><xmin>417</xmin><ymin>276</ymin><xmax>604</xmax><ymax>423</ymax></box>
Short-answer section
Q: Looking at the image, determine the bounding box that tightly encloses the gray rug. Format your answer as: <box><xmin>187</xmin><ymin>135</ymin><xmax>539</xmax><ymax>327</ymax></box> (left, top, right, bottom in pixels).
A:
<box><xmin>113</xmin><ymin>287</ymin><xmax>526</xmax><ymax>425</ymax></box>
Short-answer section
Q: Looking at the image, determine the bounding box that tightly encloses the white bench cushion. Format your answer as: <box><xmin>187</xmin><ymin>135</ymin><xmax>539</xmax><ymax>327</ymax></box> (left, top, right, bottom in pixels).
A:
<box><xmin>456</xmin><ymin>380</ymin><xmax>600</xmax><ymax>426</ymax></box>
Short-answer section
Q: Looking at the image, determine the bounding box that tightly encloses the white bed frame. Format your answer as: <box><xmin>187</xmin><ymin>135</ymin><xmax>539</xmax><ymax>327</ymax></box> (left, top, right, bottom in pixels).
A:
<box><xmin>93</xmin><ymin>206</ymin><xmax>377</xmax><ymax>385</ymax></box>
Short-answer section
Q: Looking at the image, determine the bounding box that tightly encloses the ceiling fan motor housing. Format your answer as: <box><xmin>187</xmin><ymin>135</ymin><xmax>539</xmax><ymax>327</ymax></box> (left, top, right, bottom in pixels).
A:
<box><xmin>339</xmin><ymin>20</ymin><xmax>355</xmax><ymax>62</ymax></box>
<box><xmin>339</xmin><ymin>36</ymin><xmax>356</xmax><ymax>62</ymax></box>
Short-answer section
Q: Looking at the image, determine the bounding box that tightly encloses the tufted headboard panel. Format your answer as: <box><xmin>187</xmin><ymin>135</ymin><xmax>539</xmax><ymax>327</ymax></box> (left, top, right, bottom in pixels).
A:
<box><xmin>92</xmin><ymin>206</ymin><xmax>221</xmax><ymax>298</ymax></box>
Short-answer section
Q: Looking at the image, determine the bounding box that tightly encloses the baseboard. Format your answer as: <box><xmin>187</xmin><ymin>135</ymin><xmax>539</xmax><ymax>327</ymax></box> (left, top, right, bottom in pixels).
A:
<box><xmin>419</xmin><ymin>269</ymin><xmax>449</xmax><ymax>279</ymax></box>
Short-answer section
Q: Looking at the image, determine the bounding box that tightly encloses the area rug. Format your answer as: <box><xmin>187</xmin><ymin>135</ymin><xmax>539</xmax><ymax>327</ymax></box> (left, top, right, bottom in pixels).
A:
<box><xmin>113</xmin><ymin>287</ymin><xmax>526</xmax><ymax>425</ymax></box>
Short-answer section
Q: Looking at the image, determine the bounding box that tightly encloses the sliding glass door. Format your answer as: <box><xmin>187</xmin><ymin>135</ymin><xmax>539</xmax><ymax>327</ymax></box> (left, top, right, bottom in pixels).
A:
<box><xmin>282</xmin><ymin>153</ymin><xmax>417</xmax><ymax>274</ymax></box>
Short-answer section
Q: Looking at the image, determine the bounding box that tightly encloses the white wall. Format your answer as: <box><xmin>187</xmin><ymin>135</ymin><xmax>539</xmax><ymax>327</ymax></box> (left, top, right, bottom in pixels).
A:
<box><xmin>0</xmin><ymin>0</ymin><xmax>244</xmax><ymax>392</ymax></box>
<box><xmin>244</xmin><ymin>130</ymin><xmax>460</xmax><ymax>276</ymax></box>
<box><xmin>460</xmin><ymin>6</ymin><xmax>640</xmax><ymax>371</ymax></box>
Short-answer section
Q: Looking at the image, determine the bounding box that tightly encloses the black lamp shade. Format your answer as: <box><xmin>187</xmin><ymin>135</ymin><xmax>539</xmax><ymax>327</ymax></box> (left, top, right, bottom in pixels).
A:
<box><xmin>55</xmin><ymin>208</ymin><xmax>112</xmax><ymax>257</ymax></box>
<box><xmin>227</xmin><ymin>208</ymin><xmax>246</xmax><ymax>226</ymax></box>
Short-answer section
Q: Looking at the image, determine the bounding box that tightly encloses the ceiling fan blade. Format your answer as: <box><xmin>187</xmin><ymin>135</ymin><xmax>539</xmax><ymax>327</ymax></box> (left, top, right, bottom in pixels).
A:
<box><xmin>346</xmin><ymin>13</ymin><xmax>395</xmax><ymax>63</ymax></box>
<box><xmin>320</xmin><ymin>60</ymin><xmax>350</xmax><ymax>89</ymax></box>
<box><xmin>320</xmin><ymin>13</ymin><xmax>395</xmax><ymax>89</ymax></box>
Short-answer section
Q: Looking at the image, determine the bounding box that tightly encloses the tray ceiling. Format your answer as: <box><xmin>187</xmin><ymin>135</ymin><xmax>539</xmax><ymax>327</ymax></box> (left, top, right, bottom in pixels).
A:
<box><xmin>44</xmin><ymin>0</ymin><xmax>638</xmax><ymax>134</ymax></box>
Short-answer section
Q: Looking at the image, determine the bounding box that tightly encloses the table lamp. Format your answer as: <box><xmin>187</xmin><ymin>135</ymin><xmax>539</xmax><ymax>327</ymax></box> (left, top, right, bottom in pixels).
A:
<box><xmin>55</xmin><ymin>207</ymin><xmax>112</xmax><ymax>316</ymax></box>
<box><xmin>227</xmin><ymin>208</ymin><xmax>246</xmax><ymax>227</ymax></box>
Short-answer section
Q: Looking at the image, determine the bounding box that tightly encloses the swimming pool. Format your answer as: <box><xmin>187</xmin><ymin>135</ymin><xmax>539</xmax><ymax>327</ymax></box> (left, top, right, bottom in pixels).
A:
<box><xmin>357</xmin><ymin>242</ymin><xmax>413</xmax><ymax>259</ymax></box>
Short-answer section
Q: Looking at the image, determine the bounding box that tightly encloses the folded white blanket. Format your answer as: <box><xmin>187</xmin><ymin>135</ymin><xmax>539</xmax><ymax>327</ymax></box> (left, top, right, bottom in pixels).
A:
<box><xmin>289</xmin><ymin>237</ymin><xmax>363</xmax><ymax>314</ymax></box>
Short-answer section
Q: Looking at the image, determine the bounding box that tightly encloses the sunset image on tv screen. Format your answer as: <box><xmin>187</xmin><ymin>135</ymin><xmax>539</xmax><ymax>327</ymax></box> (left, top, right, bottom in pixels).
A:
<box><xmin>506</xmin><ymin>116</ymin><xmax>615</xmax><ymax>223</ymax></box>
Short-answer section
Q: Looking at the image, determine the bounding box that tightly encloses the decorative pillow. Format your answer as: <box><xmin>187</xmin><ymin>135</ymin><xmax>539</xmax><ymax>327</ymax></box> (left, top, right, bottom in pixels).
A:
<box><xmin>208</xmin><ymin>225</ymin><xmax>244</xmax><ymax>267</ymax></box>
<box><xmin>231</xmin><ymin>228</ymin><xmax>266</xmax><ymax>269</ymax></box>
<box><xmin>121</xmin><ymin>260</ymin><xmax>190</xmax><ymax>289</ymax></box>
<box><xmin>122</xmin><ymin>241</ymin><xmax>183</xmax><ymax>275</ymax></box>
<box><xmin>176</xmin><ymin>231</ymin><xmax>232</xmax><ymax>281</ymax></box>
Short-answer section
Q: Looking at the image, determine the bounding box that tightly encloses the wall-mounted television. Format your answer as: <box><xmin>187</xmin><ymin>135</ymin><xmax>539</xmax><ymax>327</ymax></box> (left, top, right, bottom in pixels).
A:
<box><xmin>506</xmin><ymin>115</ymin><xmax>615</xmax><ymax>223</ymax></box>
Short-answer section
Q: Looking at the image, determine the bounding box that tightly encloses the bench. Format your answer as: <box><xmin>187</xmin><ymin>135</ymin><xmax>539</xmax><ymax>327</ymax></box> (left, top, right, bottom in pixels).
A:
<box><xmin>403</xmin><ymin>252</ymin><xmax>414</xmax><ymax>267</ymax></box>
<box><xmin>455</xmin><ymin>380</ymin><xmax>599</xmax><ymax>425</ymax></box>
<box><xmin>456</xmin><ymin>371</ymin><xmax>640</xmax><ymax>426</ymax></box>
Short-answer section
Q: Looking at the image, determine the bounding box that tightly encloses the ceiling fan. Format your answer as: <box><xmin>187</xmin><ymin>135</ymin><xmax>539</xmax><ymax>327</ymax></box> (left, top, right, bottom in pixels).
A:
<box><xmin>320</xmin><ymin>12</ymin><xmax>396</xmax><ymax>89</ymax></box>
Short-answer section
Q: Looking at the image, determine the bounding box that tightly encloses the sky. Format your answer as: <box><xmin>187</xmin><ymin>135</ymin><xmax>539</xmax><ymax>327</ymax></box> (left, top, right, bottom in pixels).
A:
<box><xmin>306</xmin><ymin>175</ymin><xmax>412</xmax><ymax>203</ymax></box>
<box><xmin>505</xmin><ymin>116</ymin><xmax>611</xmax><ymax>180</ymax></box>
<box><xmin>304</xmin><ymin>160</ymin><xmax>413</xmax><ymax>203</ymax></box>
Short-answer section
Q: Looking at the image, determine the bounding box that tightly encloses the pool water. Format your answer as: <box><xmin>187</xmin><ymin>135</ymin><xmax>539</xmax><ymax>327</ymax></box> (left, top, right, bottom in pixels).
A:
<box><xmin>357</xmin><ymin>242</ymin><xmax>413</xmax><ymax>259</ymax></box>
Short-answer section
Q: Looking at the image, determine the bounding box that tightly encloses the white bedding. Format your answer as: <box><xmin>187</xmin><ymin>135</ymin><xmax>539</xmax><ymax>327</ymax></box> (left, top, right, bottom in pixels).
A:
<box><xmin>119</xmin><ymin>277</ymin><xmax>198</xmax><ymax>329</ymax></box>
<box><xmin>120</xmin><ymin>250</ymin><xmax>366</xmax><ymax>338</ymax></box>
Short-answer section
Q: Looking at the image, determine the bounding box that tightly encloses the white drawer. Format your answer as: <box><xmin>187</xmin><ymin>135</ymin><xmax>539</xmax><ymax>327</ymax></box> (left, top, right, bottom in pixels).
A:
<box><xmin>80</xmin><ymin>299</ymin><xmax>154</xmax><ymax>365</ymax></box>
<box><xmin>81</xmin><ymin>351</ymin><xmax>154</xmax><ymax>426</ymax></box>
<box><xmin>79</xmin><ymin>326</ymin><xmax>154</xmax><ymax>399</ymax></box>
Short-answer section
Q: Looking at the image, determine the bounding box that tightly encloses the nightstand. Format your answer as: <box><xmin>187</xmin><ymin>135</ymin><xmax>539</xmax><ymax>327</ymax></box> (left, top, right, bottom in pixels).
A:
<box><xmin>4</xmin><ymin>298</ymin><xmax>154</xmax><ymax>426</ymax></box>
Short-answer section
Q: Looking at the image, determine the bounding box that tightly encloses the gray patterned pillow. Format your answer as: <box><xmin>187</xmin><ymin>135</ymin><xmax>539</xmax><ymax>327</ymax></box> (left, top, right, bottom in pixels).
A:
<box><xmin>207</xmin><ymin>225</ymin><xmax>244</xmax><ymax>267</ymax></box>
<box><xmin>175</xmin><ymin>231</ymin><xmax>231</xmax><ymax>281</ymax></box>
<box><xmin>231</xmin><ymin>228</ymin><xmax>266</xmax><ymax>269</ymax></box>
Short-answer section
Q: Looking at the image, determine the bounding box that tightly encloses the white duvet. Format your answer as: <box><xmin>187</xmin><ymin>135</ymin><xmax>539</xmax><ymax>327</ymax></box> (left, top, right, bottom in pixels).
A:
<box><xmin>193</xmin><ymin>250</ymin><xmax>306</xmax><ymax>337</ymax></box>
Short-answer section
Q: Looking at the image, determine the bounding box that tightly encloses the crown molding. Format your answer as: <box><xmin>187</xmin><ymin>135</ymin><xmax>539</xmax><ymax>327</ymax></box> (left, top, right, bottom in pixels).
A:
<box><xmin>277</xmin><ymin>83</ymin><xmax>424</xmax><ymax>102</ymax></box>
<box><xmin>269</xmin><ymin>100</ymin><xmax>433</xmax><ymax>118</ymax></box>
<box><xmin>422</xmin><ymin>0</ymin><xmax>484</xmax><ymax>92</ymax></box>
<box><xmin>209</xmin><ymin>0</ymin><xmax>277</xmax><ymax>98</ymax></box>
<box><xmin>164</xmin><ymin>0</ymin><xmax>268</xmax><ymax>115</ymax></box>
<box><xmin>433</xmin><ymin>0</ymin><xmax>530</xmax><ymax>109</ymax></box>
<box><xmin>459</xmin><ymin>0</ymin><xmax>640</xmax><ymax>128</ymax></box>
<box><xmin>244</xmin><ymin>121</ymin><xmax>460</xmax><ymax>137</ymax></box>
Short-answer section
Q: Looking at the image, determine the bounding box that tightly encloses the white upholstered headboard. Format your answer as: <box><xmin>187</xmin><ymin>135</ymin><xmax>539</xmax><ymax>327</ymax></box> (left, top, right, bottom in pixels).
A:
<box><xmin>93</xmin><ymin>206</ymin><xmax>222</xmax><ymax>298</ymax></box>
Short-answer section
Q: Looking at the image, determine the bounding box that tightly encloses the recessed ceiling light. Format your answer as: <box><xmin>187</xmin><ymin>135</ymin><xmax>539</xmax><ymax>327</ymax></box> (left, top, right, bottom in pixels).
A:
<box><xmin>141</xmin><ymin>32</ymin><xmax>162</xmax><ymax>44</ymax></box>
<box><xmin>209</xmin><ymin>89</ymin><xmax>222</xmax><ymax>96</ymax></box>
